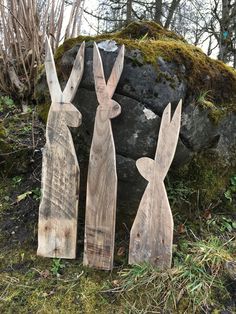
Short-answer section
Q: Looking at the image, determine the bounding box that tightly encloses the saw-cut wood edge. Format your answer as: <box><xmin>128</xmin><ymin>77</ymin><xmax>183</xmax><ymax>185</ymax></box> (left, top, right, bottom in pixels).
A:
<box><xmin>129</xmin><ymin>100</ymin><xmax>182</xmax><ymax>268</ymax></box>
<box><xmin>37</xmin><ymin>37</ymin><xmax>85</xmax><ymax>259</ymax></box>
<box><xmin>83</xmin><ymin>43</ymin><xmax>125</xmax><ymax>270</ymax></box>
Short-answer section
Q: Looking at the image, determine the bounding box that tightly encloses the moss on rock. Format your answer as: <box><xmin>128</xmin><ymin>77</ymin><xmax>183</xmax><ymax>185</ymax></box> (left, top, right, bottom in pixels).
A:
<box><xmin>35</xmin><ymin>21</ymin><xmax>236</xmax><ymax>208</ymax></box>
<box><xmin>36</xmin><ymin>103</ymin><xmax>50</xmax><ymax>124</ymax></box>
<box><xmin>54</xmin><ymin>21</ymin><xmax>236</xmax><ymax>110</ymax></box>
<box><xmin>172</xmin><ymin>150</ymin><xmax>236</xmax><ymax>207</ymax></box>
<box><xmin>117</xmin><ymin>20</ymin><xmax>185</xmax><ymax>41</ymax></box>
<box><xmin>208</xmin><ymin>107</ymin><xmax>227</xmax><ymax>124</ymax></box>
<box><xmin>196</xmin><ymin>95</ymin><xmax>227</xmax><ymax>124</ymax></box>
<box><xmin>36</xmin><ymin>21</ymin><xmax>236</xmax><ymax>125</ymax></box>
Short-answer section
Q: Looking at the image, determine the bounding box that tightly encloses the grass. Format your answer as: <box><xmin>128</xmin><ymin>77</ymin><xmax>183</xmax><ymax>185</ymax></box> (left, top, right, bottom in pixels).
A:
<box><xmin>166</xmin><ymin>178</ymin><xmax>195</xmax><ymax>208</ymax></box>
<box><xmin>196</xmin><ymin>90</ymin><xmax>227</xmax><ymax>124</ymax></box>
<box><xmin>0</xmin><ymin>105</ymin><xmax>45</xmax><ymax>176</ymax></box>
<box><xmin>197</xmin><ymin>90</ymin><xmax>214</xmax><ymax>108</ymax></box>
<box><xmin>0</xmin><ymin>190</ymin><xmax>235</xmax><ymax>313</ymax></box>
<box><xmin>0</xmin><ymin>96</ymin><xmax>16</xmax><ymax>113</ymax></box>
<box><xmin>0</xmin><ymin>96</ymin><xmax>235</xmax><ymax>312</ymax></box>
<box><xmin>106</xmin><ymin>236</ymin><xmax>234</xmax><ymax>313</ymax></box>
<box><xmin>0</xmin><ymin>236</ymin><xmax>234</xmax><ymax>313</ymax></box>
<box><xmin>0</xmin><ymin>172</ymin><xmax>235</xmax><ymax>313</ymax></box>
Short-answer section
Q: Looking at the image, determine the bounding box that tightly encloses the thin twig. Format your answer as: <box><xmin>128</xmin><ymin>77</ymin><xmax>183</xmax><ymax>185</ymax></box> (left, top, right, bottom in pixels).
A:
<box><xmin>31</xmin><ymin>111</ymin><xmax>35</xmax><ymax>150</ymax></box>
<box><xmin>0</xmin><ymin>3</ymin><xmax>30</xmax><ymax>38</ymax></box>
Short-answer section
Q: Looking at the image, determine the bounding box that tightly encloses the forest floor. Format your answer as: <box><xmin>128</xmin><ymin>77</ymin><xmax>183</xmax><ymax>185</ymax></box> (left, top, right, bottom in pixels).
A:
<box><xmin>0</xmin><ymin>107</ymin><xmax>236</xmax><ymax>313</ymax></box>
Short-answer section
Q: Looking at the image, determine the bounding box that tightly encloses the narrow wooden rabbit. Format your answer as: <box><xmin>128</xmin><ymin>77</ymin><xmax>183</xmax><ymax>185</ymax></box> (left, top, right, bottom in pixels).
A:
<box><xmin>129</xmin><ymin>100</ymin><xmax>182</xmax><ymax>268</ymax></box>
<box><xmin>83</xmin><ymin>43</ymin><xmax>125</xmax><ymax>270</ymax></box>
<box><xmin>37</xmin><ymin>37</ymin><xmax>85</xmax><ymax>259</ymax></box>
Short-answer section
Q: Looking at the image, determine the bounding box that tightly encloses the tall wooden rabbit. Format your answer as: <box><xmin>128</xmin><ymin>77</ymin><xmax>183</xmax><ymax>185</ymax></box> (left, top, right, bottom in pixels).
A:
<box><xmin>129</xmin><ymin>100</ymin><xmax>182</xmax><ymax>268</ymax></box>
<box><xmin>83</xmin><ymin>43</ymin><xmax>125</xmax><ymax>270</ymax></box>
<box><xmin>37</xmin><ymin>37</ymin><xmax>85</xmax><ymax>259</ymax></box>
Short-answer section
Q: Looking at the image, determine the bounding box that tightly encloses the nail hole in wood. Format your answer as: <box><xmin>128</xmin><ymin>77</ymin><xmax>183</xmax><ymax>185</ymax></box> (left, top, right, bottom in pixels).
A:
<box><xmin>65</xmin><ymin>229</ymin><xmax>70</xmax><ymax>237</ymax></box>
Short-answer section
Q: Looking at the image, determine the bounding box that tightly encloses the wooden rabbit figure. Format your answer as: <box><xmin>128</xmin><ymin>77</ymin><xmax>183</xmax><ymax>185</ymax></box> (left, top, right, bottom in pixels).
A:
<box><xmin>83</xmin><ymin>43</ymin><xmax>125</xmax><ymax>270</ymax></box>
<box><xmin>37</xmin><ymin>37</ymin><xmax>85</xmax><ymax>259</ymax></box>
<box><xmin>129</xmin><ymin>100</ymin><xmax>182</xmax><ymax>268</ymax></box>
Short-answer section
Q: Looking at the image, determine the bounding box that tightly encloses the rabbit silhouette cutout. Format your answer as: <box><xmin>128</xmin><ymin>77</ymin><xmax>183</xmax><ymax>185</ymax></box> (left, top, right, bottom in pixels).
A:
<box><xmin>129</xmin><ymin>100</ymin><xmax>182</xmax><ymax>268</ymax></box>
<box><xmin>37</xmin><ymin>37</ymin><xmax>85</xmax><ymax>259</ymax></box>
<box><xmin>83</xmin><ymin>42</ymin><xmax>125</xmax><ymax>270</ymax></box>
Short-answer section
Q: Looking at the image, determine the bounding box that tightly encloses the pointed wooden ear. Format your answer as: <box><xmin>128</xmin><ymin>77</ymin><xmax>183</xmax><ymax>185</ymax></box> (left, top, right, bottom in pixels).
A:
<box><xmin>93</xmin><ymin>42</ymin><xmax>109</xmax><ymax>104</ymax></box>
<box><xmin>161</xmin><ymin>102</ymin><xmax>171</xmax><ymax>129</ymax></box>
<box><xmin>136</xmin><ymin>157</ymin><xmax>155</xmax><ymax>182</ymax></box>
<box><xmin>63</xmin><ymin>41</ymin><xmax>85</xmax><ymax>102</ymax></box>
<box><xmin>171</xmin><ymin>99</ymin><xmax>182</xmax><ymax>128</ymax></box>
<box><xmin>107</xmin><ymin>45</ymin><xmax>125</xmax><ymax>99</ymax></box>
<box><xmin>155</xmin><ymin>103</ymin><xmax>171</xmax><ymax>160</ymax></box>
<box><xmin>45</xmin><ymin>36</ymin><xmax>62</xmax><ymax>102</ymax></box>
<box><xmin>154</xmin><ymin>100</ymin><xmax>182</xmax><ymax>179</ymax></box>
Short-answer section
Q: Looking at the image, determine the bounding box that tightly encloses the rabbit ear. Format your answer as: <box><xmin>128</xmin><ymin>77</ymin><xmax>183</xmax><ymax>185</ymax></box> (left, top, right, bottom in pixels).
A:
<box><xmin>63</xmin><ymin>42</ymin><xmax>85</xmax><ymax>102</ymax></box>
<box><xmin>171</xmin><ymin>99</ymin><xmax>182</xmax><ymax>128</ymax></box>
<box><xmin>45</xmin><ymin>36</ymin><xmax>62</xmax><ymax>102</ymax></box>
<box><xmin>106</xmin><ymin>45</ymin><xmax>125</xmax><ymax>99</ymax></box>
<box><xmin>93</xmin><ymin>42</ymin><xmax>109</xmax><ymax>104</ymax></box>
<box><xmin>155</xmin><ymin>100</ymin><xmax>182</xmax><ymax>179</ymax></box>
<box><xmin>155</xmin><ymin>103</ymin><xmax>171</xmax><ymax>160</ymax></box>
<box><xmin>136</xmin><ymin>157</ymin><xmax>155</xmax><ymax>182</ymax></box>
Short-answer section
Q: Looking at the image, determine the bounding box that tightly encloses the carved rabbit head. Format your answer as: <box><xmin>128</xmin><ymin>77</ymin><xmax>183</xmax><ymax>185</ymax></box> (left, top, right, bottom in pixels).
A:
<box><xmin>93</xmin><ymin>42</ymin><xmax>124</xmax><ymax>121</ymax></box>
<box><xmin>45</xmin><ymin>36</ymin><xmax>85</xmax><ymax>131</ymax></box>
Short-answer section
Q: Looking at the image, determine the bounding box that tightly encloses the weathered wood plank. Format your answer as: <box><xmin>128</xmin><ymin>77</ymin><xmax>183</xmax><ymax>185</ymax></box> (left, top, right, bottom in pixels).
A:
<box><xmin>129</xmin><ymin>100</ymin><xmax>182</xmax><ymax>268</ymax></box>
<box><xmin>37</xmin><ymin>38</ymin><xmax>85</xmax><ymax>259</ymax></box>
<box><xmin>83</xmin><ymin>43</ymin><xmax>125</xmax><ymax>270</ymax></box>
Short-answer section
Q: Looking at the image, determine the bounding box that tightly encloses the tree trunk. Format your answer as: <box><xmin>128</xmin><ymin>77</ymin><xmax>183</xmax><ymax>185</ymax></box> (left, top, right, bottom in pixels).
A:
<box><xmin>165</xmin><ymin>0</ymin><xmax>181</xmax><ymax>29</ymax></box>
<box><xmin>233</xmin><ymin>42</ymin><xmax>236</xmax><ymax>68</ymax></box>
<box><xmin>8</xmin><ymin>64</ymin><xmax>25</xmax><ymax>96</ymax></box>
<box><xmin>154</xmin><ymin>0</ymin><xmax>162</xmax><ymax>25</ymax></box>
<box><xmin>218</xmin><ymin>0</ymin><xmax>230</xmax><ymax>62</ymax></box>
<box><xmin>126</xmin><ymin>0</ymin><xmax>132</xmax><ymax>23</ymax></box>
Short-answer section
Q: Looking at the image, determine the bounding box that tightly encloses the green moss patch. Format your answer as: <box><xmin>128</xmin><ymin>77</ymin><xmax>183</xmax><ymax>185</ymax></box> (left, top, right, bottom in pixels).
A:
<box><xmin>37</xmin><ymin>21</ymin><xmax>236</xmax><ymax>125</ymax></box>
<box><xmin>170</xmin><ymin>149</ymin><xmax>236</xmax><ymax>211</ymax></box>
<box><xmin>54</xmin><ymin>21</ymin><xmax>236</xmax><ymax>110</ymax></box>
<box><xmin>36</xmin><ymin>103</ymin><xmax>50</xmax><ymax>124</ymax></box>
<box><xmin>117</xmin><ymin>20</ymin><xmax>185</xmax><ymax>41</ymax></box>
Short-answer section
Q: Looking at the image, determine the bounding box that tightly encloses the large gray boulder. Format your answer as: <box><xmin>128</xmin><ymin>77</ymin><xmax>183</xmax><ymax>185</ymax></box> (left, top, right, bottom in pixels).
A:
<box><xmin>36</xmin><ymin>22</ymin><xmax>236</xmax><ymax>216</ymax></box>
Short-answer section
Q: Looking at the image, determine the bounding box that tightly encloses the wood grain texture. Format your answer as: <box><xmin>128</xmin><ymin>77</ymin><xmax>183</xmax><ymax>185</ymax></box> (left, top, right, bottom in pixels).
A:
<box><xmin>37</xmin><ymin>37</ymin><xmax>85</xmax><ymax>259</ymax></box>
<box><xmin>83</xmin><ymin>43</ymin><xmax>125</xmax><ymax>270</ymax></box>
<box><xmin>129</xmin><ymin>100</ymin><xmax>182</xmax><ymax>268</ymax></box>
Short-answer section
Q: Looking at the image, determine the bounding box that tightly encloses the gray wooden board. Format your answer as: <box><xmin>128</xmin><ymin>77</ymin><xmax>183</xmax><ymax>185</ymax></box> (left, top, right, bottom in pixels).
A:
<box><xmin>129</xmin><ymin>100</ymin><xmax>182</xmax><ymax>268</ymax></box>
<box><xmin>83</xmin><ymin>43</ymin><xmax>125</xmax><ymax>270</ymax></box>
<box><xmin>37</xmin><ymin>37</ymin><xmax>85</xmax><ymax>259</ymax></box>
